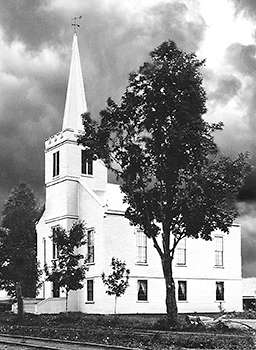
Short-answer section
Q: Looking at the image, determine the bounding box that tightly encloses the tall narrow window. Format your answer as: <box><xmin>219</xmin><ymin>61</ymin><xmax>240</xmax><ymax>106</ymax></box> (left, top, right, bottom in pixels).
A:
<box><xmin>81</xmin><ymin>150</ymin><xmax>93</xmax><ymax>175</ymax></box>
<box><xmin>52</xmin><ymin>228</ymin><xmax>60</xmax><ymax>297</ymax></box>
<box><xmin>53</xmin><ymin>151</ymin><xmax>60</xmax><ymax>177</ymax></box>
<box><xmin>52</xmin><ymin>281</ymin><xmax>60</xmax><ymax>297</ymax></box>
<box><xmin>178</xmin><ymin>281</ymin><xmax>187</xmax><ymax>301</ymax></box>
<box><xmin>52</xmin><ymin>228</ymin><xmax>59</xmax><ymax>260</ymax></box>
<box><xmin>215</xmin><ymin>236</ymin><xmax>223</xmax><ymax>266</ymax></box>
<box><xmin>176</xmin><ymin>238</ymin><xmax>186</xmax><ymax>265</ymax></box>
<box><xmin>216</xmin><ymin>281</ymin><xmax>224</xmax><ymax>301</ymax></box>
<box><xmin>43</xmin><ymin>237</ymin><xmax>46</xmax><ymax>299</ymax></box>
<box><xmin>87</xmin><ymin>279</ymin><xmax>94</xmax><ymax>302</ymax></box>
<box><xmin>136</xmin><ymin>229</ymin><xmax>147</xmax><ymax>263</ymax></box>
<box><xmin>43</xmin><ymin>238</ymin><xmax>46</xmax><ymax>265</ymax></box>
<box><xmin>137</xmin><ymin>280</ymin><xmax>148</xmax><ymax>301</ymax></box>
<box><xmin>87</xmin><ymin>229</ymin><xmax>94</xmax><ymax>263</ymax></box>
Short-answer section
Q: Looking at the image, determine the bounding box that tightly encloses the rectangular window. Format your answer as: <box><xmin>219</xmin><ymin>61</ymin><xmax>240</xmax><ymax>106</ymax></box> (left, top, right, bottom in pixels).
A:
<box><xmin>51</xmin><ymin>227</ymin><xmax>60</xmax><ymax>297</ymax></box>
<box><xmin>176</xmin><ymin>238</ymin><xmax>186</xmax><ymax>265</ymax></box>
<box><xmin>53</xmin><ymin>242</ymin><xmax>58</xmax><ymax>260</ymax></box>
<box><xmin>136</xmin><ymin>229</ymin><xmax>147</xmax><ymax>263</ymax></box>
<box><xmin>81</xmin><ymin>150</ymin><xmax>93</xmax><ymax>175</ymax></box>
<box><xmin>178</xmin><ymin>281</ymin><xmax>187</xmax><ymax>301</ymax></box>
<box><xmin>52</xmin><ymin>281</ymin><xmax>60</xmax><ymax>298</ymax></box>
<box><xmin>215</xmin><ymin>236</ymin><xmax>223</xmax><ymax>266</ymax></box>
<box><xmin>52</xmin><ymin>227</ymin><xmax>59</xmax><ymax>260</ymax></box>
<box><xmin>43</xmin><ymin>238</ymin><xmax>46</xmax><ymax>265</ymax></box>
<box><xmin>52</xmin><ymin>227</ymin><xmax>58</xmax><ymax>260</ymax></box>
<box><xmin>137</xmin><ymin>280</ymin><xmax>148</xmax><ymax>301</ymax></box>
<box><xmin>87</xmin><ymin>279</ymin><xmax>94</xmax><ymax>302</ymax></box>
<box><xmin>53</xmin><ymin>151</ymin><xmax>60</xmax><ymax>177</ymax></box>
<box><xmin>87</xmin><ymin>229</ymin><xmax>94</xmax><ymax>263</ymax></box>
<box><xmin>216</xmin><ymin>281</ymin><xmax>224</xmax><ymax>301</ymax></box>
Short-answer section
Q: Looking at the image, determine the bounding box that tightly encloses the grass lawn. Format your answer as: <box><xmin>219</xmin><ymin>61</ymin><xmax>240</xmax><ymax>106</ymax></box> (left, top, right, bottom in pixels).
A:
<box><xmin>0</xmin><ymin>312</ymin><xmax>254</xmax><ymax>349</ymax></box>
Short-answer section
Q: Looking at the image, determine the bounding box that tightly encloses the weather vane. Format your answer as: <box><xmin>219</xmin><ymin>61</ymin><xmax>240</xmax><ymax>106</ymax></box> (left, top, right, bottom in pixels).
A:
<box><xmin>72</xmin><ymin>15</ymin><xmax>82</xmax><ymax>33</ymax></box>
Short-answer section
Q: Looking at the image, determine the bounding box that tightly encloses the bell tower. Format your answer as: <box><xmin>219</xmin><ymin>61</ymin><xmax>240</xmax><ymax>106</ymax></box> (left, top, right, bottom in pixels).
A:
<box><xmin>43</xmin><ymin>32</ymin><xmax>107</xmax><ymax>231</ymax></box>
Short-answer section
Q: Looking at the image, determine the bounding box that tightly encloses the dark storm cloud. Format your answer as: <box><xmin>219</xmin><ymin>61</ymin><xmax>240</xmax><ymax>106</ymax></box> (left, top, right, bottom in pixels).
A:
<box><xmin>232</xmin><ymin>0</ymin><xmax>256</xmax><ymax>18</ymax></box>
<box><xmin>225</xmin><ymin>43</ymin><xmax>256</xmax><ymax>75</ymax></box>
<box><xmin>237</xmin><ymin>202</ymin><xmax>256</xmax><ymax>277</ymax></box>
<box><xmin>224</xmin><ymin>42</ymin><xmax>256</xmax><ymax>146</ymax></box>
<box><xmin>239</xmin><ymin>173</ymin><xmax>256</xmax><ymax>202</ymax></box>
<box><xmin>219</xmin><ymin>37</ymin><xmax>256</xmax><ymax>277</ymax></box>
<box><xmin>0</xmin><ymin>0</ymin><xmax>65</xmax><ymax>51</ymax></box>
<box><xmin>205</xmin><ymin>42</ymin><xmax>256</xmax><ymax>159</ymax></box>
<box><xmin>79</xmin><ymin>0</ymin><xmax>207</xmax><ymax>119</ymax></box>
<box><xmin>0</xmin><ymin>72</ymin><xmax>62</xmax><ymax>207</ymax></box>
<box><xmin>0</xmin><ymin>40</ymin><xmax>69</xmax><ymax>207</ymax></box>
<box><xmin>208</xmin><ymin>75</ymin><xmax>242</xmax><ymax>104</ymax></box>
<box><xmin>147</xmin><ymin>1</ymin><xmax>206</xmax><ymax>52</ymax></box>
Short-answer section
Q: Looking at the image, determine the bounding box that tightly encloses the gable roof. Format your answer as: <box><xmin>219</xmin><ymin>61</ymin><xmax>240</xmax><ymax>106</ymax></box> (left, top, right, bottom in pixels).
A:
<box><xmin>105</xmin><ymin>184</ymin><xmax>127</xmax><ymax>213</ymax></box>
<box><xmin>91</xmin><ymin>183</ymin><xmax>127</xmax><ymax>214</ymax></box>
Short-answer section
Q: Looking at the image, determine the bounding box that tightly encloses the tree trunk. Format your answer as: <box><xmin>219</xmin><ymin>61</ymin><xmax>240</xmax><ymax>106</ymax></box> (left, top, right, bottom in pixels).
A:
<box><xmin>15</xmin><ymin>282</ymin><xmax>24</xmax><ymax>324</ymax></box>
<box><xmin>162</xmin><ymin>256</ymin><xmax>178</xmax><ymax>326</ymax></box>
<box><xmin>65</xmin><ymin>290</ymin><xmax>69</xmax><ymax>312</ymax></box>
<box><xmin>114</xmin><ymin>295</ymin><xmax>117</xmax><ymax>315</ymax></box>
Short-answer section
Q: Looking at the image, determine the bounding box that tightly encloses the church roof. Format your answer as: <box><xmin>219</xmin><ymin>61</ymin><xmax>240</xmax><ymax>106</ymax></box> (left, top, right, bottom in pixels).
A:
<box><xmin>105</xmin><ymin>184</ymin><xmax>128</xmax><ymax>212</ymax></box>
<box><xmin>93</xmin><ymin>184</ymin><xmax>127</xmax><ymax>213</ymax></box>
<box><xmin>62</xmin><ymin>33</ymin><xmax>87</xmax><ymax>132</ymax></box>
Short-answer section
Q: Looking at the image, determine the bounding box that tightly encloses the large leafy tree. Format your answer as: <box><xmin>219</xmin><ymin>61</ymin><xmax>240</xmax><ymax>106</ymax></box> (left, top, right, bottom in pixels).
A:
<box><xmin>44</xmin><ymin>221</ymin><xmax>88</xmax><ymax>311</ymax></box>
<box><xmin>78</xmin><ymin>40</ymin><xmax>251</xmax><ymax>325</ymax></box>
<box><xmin>0</xmin><ymin>183</ymin><xmax>41</xmax><ymax>322</ymax></box>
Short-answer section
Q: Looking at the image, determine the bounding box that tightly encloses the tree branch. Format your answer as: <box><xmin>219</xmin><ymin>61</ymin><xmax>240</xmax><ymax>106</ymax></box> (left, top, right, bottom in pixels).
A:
<box><xmin>152</xmin><ymin>236</ymin><xmax>163</xmax><ymax>259</ymax></box>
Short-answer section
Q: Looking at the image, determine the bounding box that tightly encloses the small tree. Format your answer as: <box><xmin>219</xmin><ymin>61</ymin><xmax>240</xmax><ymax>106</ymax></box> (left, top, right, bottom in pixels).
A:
<box><xmin>0</xmin><ymin>183</ymin><xmax>41</xmax><ymax>323</ymax></box>
<box><xmin>102</xmin><ymin>257</ymin><xmax>130</xmax><ymax>314</ymax></box>
<box><xmin>44</xmin><ymin>221</ymin><xmax>88</xmax><ymax>311</ymax></box>
<box><xmin>78</xmin><ymin>40</ymin><xmax>252</xmax><ymax>325</ymax></box>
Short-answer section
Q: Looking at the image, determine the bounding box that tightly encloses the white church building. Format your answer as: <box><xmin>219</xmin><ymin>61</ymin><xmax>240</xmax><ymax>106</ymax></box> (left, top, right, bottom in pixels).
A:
<box><xmin>35</xmin><ymin>33</ymin><xmax>243</xmax><ymax>315</ymax></box>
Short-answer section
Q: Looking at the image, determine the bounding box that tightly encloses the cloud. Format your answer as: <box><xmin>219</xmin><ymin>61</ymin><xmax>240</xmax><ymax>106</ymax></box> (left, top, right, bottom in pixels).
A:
<box><xmin>237</xmin><ymin>202</ymin><xmax>256</xmax><ymax>277</ymax></box>
<box><xmin>208</xmin><ymin>75</ymin><xmax>242</xmax><ymax>104</ymax></box>
<box><xmin>75</xmin><ymin>0</ymin><xmax>207</xmax><ymax>118</ymax></box>
<box><xmin>0</xmin><ymin>33</ymin><xmax>69</xmax><ymax>205</ymax></box>
<box><xmin>0</xmin><ymin>0</ymin><xmax>65</xmax><ymax>51</ymax></box>
<box><xmin>203</xmin><ymin>39</ymin><xmax>256</xmax><ymax>205</ymax></box>
<box><xmin>225</xmin><ymin>43</ymin><xmax>256</xmax><ymax>75</ymax></box>
<box><xmin>232</xmin><ymin>0</ymin><xmax>256</xmax><ymax>18</ymax></box>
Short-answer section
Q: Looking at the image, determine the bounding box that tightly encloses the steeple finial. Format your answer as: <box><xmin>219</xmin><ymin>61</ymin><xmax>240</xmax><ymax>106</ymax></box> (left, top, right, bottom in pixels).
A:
<box><xmin>72</xmin><ymin>16</ymin><xmax>82</xmax><ymax>34</ymax></box>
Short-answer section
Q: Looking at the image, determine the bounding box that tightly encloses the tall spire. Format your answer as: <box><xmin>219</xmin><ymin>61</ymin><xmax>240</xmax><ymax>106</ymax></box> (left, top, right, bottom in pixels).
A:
<box><xmin>62</xmin><ymin>33</ymin><xmax>87</xmax><ymax>132</ymax></box>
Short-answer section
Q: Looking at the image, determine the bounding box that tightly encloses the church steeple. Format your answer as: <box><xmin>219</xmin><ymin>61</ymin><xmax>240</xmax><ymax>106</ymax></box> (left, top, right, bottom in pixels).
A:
<box><xmin>62</xmin><ymin>33</ymin><xmax>87</xmax><ymax>132</ymax></box>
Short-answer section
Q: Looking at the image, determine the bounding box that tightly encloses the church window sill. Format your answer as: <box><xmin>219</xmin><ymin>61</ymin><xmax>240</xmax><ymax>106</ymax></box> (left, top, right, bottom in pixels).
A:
<box><xmin>135</xmin><ymin>263</ymin><xmax>148</xmax><ymax>266</ymax></box>
<box><xmin>81</xmin><ymin>174</ymin><xmax>93</xmax><ymax>178</ymax></box>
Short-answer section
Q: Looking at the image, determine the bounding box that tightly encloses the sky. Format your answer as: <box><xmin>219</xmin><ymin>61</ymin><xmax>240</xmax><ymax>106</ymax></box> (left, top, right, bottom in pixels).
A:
<box><xmin>0</xmin><ymin>0</ymin><xmax>256</xmax><ymax>277</ymax></box>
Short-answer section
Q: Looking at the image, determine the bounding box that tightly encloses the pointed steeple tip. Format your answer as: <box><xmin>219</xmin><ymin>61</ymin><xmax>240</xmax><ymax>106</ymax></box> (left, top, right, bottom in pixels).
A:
<box><xmin>62</xmin><ymin>33</ymin><xmax>87</xmax><ymax>133</ymax></box>
<box><xmin>72</xmin><ymin>16</ymin><xmax>82</xmax><ymax>34</ymax></box>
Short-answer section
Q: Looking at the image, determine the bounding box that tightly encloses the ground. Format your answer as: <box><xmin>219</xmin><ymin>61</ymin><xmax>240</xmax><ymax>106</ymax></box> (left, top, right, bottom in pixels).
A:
<box><xmin>0</xmin><ymin>312</ymin><xmax>254</xmax><ymax>349</ymax></box>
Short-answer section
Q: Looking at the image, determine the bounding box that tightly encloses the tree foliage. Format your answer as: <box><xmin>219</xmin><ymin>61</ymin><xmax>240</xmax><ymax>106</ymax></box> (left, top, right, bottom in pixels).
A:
<box><xmin>78</xmin><ymin>40</ymin><xmax>252</xmax><ymax>325</ymax></box>
<box><xmin>44</xmin><ymin>221</ymin><xmax>88</xmax><ymax>311</ymax></box>
<box><xmin>102</xmin><ymin>257</ymin><xmax>130</xmax><ymax>314</ymax></box>
<box><xmin>0</xmin><ymin>183</ymin><xmax>41</xmax><ymax>322</ymax></box>
<box><xmin>0</xmin><ymin>183</ymin><xmax>40</xmax><ymax>296</ymax></box>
